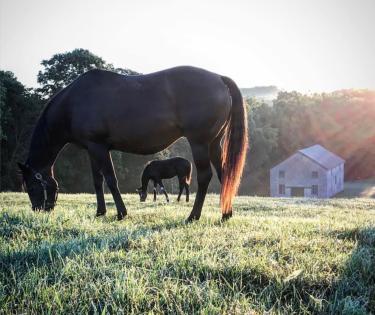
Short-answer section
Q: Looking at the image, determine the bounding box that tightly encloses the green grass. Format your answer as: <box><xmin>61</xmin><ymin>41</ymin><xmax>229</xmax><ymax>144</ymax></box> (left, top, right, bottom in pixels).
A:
<box><xmin>0</xmin><ymin>193</ymin><xmax>374</xmax><ymax>314</ymax></box>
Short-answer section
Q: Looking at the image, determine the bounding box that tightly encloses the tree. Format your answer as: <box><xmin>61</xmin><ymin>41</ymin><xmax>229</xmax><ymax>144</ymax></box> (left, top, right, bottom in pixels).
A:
<box><xmin>37</xmin><ymin>48</ymin><xmax>138</xmax><ymax>99</ymax></box>
<box><xmin>239</xmin><ymin>98</ymin><xmax>279</xmax><ymax>195</ymax></box>
<box><xmin>0</xmin><ymin>71</ymin><xmax>43</xmax><ymax>190</ymax></box>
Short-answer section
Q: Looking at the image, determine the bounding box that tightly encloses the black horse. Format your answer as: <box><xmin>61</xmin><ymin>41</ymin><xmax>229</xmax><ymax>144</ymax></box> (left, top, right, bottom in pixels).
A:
<box><xmin>18</xmin><ymin>66</ymin><xmax>248</xmax><ymax>222</ymax></box>
<box><xmin>137</xmin><ymin>157</ymin><xmax>192</xmax><ymax>203</ymax></box>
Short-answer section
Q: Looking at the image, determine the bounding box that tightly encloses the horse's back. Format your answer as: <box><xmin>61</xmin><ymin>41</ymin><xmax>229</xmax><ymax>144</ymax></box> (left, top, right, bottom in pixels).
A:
<box><xmin>49</xmin><ymin>66</ymin><xmax>232</xmax><ymax>152</ymax></box>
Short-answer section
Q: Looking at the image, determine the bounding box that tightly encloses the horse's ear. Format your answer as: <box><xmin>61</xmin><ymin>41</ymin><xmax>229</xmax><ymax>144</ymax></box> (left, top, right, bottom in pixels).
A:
<box><xmin>18</xmin><ymin>163</ymin><xmax>30</xmax><ymax>174</ymax></box>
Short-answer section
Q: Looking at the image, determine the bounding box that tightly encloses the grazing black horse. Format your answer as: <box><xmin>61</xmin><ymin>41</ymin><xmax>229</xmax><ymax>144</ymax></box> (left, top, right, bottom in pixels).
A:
<box><xmin>137</xmin><ymin>157</ymin><xmax>192</xmax><ymax>203</ymax></box>
<box><xmin>19</xmin><ymin>66</ymin><xmax>248</xmax><ymax>222</ymax></box>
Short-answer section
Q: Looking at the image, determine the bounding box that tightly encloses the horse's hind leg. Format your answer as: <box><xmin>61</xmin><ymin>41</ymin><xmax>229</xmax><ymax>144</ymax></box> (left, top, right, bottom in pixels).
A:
<box><xmin>88</xmin><ymin>144</ymin><xmax>127</xmax><ymax>220</ymax></box>
<box><xmin>89</xmin><ymin>155</ymin><xmax>106</xmax><ymax>216</ymax></box>
<box><xmin>209</xmin><ymin>135</ymin><xmax>223</xmax><ymax>183</ymax></box>
<box><xmin>185</xmin><ymin>182</ymin><xmax>190</xmax><ymax>202</ymax></box>
<box><xmin>186</xmin><ymin>142</ymin><xmax>212</xmax><ymax>222</ymax></box>
<box><xmin>210</xmin><ymin>134</ymin><xmax>233</xmax><ymax>220</ymax></box>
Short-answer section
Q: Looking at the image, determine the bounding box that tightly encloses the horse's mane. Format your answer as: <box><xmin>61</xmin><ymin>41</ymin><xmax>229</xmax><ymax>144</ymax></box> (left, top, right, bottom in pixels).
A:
<box><xmin>27</xmin><ymin>110</ymin><xmax>49</xmax><ymax>161</ymax></box>
<box><xmin>27</xmin><ymin>89</ymin><xmax>65</xmax><ymax>161</ymax></box>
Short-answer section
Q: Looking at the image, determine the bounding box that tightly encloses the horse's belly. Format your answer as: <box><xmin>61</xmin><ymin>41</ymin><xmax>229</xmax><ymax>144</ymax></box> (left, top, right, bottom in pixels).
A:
<box><xmin>109</xmin><ymin>128</ymin><xmax>182</xmax><ymax>155</ymax></box>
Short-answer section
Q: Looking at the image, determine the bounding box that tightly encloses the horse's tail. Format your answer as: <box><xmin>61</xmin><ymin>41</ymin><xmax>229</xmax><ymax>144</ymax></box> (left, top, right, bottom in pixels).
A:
<box><xmin>220</xmin><ymin>76</ymin><xmax>248</xmax><ymax>216</ymax></box>
<box><xmin>185</xmin><ymin>162</ymin><xmax>193</xmax><ymax>185</ymax></box>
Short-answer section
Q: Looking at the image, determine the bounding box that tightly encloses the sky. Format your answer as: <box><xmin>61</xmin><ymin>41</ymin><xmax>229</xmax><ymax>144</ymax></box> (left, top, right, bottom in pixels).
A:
<box><xmin>1</xmin><ymin>0</ymin><xmax>375</xmax><ymax>92</ymax></box>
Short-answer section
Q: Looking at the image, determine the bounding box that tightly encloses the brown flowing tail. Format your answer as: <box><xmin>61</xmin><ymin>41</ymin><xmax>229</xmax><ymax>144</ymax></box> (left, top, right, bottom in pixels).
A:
<box><xmin>220</xmin><ymin>76</ymin><xmax>248</xmax><ymax>215</ymax></box>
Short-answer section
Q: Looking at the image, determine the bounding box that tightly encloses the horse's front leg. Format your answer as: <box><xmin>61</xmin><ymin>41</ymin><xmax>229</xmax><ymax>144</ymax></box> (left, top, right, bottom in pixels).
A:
<box><xmin>88</xmin><ymin>144</ymin><xmax>127</xmax><ymax>220</ymax></box>
<box><xmin>89</xmin><ymin>155</ymin><xmax>106</xmax><ymax>216</ymax></box>
<box><xmin>158</xmin><ymin>180</ymin><xmax>170</xmax><ymax>202</ymax></box>
<box><xmin>153</xmin><ymin>181</ymin><xmax>157</xmax><ymax>202</ymax></box>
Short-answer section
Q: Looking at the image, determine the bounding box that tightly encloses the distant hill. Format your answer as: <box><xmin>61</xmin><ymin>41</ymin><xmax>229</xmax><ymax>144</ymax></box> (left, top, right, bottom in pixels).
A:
<box><xmin>240</xmin><ymin>86</ymin><xmax>279</xmax><ymax>103</ymax></box>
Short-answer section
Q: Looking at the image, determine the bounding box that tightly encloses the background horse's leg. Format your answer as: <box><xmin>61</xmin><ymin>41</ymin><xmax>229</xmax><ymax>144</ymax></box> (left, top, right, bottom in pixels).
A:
<box><xmin>158</xmin><ymin>180</ymin><xmax>169</xmax><ymax>202</ymax></box>
<box><xmin>88</xmin><ymin>144</ymin><xmax>127</xmax><ymax>220</ymax></box>
<box><xmin>185</xmin><ymin>182</ymin><xmax>190</xmax><ymax>202</ymax></box>
<box><xmin>89</xmin><ymin>155</ymin><xmax>106</xmax><ymax>216</ymax></box>
<box><xmin>186</xmin><ymin>142</ymin><xmax>212</xmax><ymax>222</ymax></box>
<box><xmin>209</xmin><ymin>134</ymin><xmax>223</xmax><ymax>183</ymax></box>
<box><xmin>153</xmin><ymin>181</ymin><xmax>157</xmax><ymax>202</ymax></box>
<box><xmin>177</xmin><ymin>177</ymin><xmax>184</xmax><ymax>202</ymax></box>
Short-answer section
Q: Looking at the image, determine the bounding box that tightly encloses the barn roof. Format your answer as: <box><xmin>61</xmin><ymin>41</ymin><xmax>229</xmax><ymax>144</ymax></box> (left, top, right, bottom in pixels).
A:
<box><xmin>298</xmin><ymin>144</ymin><xmax>345</xmax><ymax>170</ymax></box>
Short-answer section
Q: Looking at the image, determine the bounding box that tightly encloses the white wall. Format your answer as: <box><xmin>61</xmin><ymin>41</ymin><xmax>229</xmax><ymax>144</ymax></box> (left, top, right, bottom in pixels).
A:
<box><xmin>327</xmin><ymin>163</ymin><xmax>345</xmax><ymax>197</ymax></box>
<box><xmin>270</xmin><ymin>153</ymin><xmax>327</xmax><ymax>198</ymax></box>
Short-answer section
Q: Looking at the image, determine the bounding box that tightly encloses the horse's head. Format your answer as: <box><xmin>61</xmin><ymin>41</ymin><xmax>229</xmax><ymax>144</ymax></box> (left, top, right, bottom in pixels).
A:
<box><xmin>136</xmin><ymin>187</ymin><xmax>147</xmax><ymax>202</ymax></box>
<box><xmin>18</xmin><ymin>163</ymin><xmax>59</xmax><ymax>211</ymax></box>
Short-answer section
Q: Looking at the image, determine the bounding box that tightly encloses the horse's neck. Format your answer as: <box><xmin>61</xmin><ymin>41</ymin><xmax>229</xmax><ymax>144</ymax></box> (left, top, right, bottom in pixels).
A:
<box><xmin>141</xmin><ymin>172</ymin><xmax>150</xmax><ymax>190</ymax></box>
<box><xmin>27</xmin><ymin>118</ymin><xmax>65</xmax><ymax>173</ymax></box>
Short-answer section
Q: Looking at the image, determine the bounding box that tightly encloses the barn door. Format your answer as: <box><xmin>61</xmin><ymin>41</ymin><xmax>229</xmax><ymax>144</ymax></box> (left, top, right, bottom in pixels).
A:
<box><xmin>291</xmin><ymin>187</ymin><xmax>305</xmax><ymax>197</ymax></box>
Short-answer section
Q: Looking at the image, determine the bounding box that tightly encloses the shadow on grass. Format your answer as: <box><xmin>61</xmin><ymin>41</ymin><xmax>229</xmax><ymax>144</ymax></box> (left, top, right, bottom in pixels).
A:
<box><xmin>0</xmin><ymin>214</ymin><xmax>183</xmax><ymax>274</ymax></box>
<box><xmin>1</xmin><ymin>209</ymin><xmax>374</xmax><ymax>314</ymax></box>
<box><xmin>150</xmin><ymin>227</ymin><xmax>375</xmax><ymax>314</ymax></box>
<box><xmin>153</xmin><ymin>257</ymin><xmax>333</xmax><ymax>314</ymax></box>
<box><xmin>326</xmin><ymin>227</ymin><xmax>375</xmax><ymax>314</ymax></box>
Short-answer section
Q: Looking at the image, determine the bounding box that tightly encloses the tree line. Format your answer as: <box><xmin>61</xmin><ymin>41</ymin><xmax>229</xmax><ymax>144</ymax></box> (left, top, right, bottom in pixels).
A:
<box><xmin>1</xmin><ymin>49</ymin><xmax>374</xmax><ymax>195</ymax></box>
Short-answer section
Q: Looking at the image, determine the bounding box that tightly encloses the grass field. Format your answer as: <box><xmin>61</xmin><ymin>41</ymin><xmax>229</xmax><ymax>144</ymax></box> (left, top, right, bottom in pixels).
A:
<box><xmin>0</xmin><ymin>193</ymin><xmax>374</xmax><ymax>314</ymax></box>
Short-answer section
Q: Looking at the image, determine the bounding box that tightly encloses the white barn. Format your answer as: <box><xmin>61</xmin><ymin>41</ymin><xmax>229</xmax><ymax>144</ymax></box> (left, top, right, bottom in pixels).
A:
<box><xmin>270</xmin><ymin>144</ymin><xmax>345</xmax><ymax>198</ymax></box>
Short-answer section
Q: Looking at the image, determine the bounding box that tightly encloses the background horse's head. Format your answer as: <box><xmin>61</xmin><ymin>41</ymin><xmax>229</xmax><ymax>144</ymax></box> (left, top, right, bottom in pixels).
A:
<box><xmin>18</xmin><ymin>163</ymin><xmax>59</xmax><ymax>211</ymax></box>
<box><xmin>136</xmin><ymin>187</ymin><xmax>147</xmax><ymax>202</ymax></box>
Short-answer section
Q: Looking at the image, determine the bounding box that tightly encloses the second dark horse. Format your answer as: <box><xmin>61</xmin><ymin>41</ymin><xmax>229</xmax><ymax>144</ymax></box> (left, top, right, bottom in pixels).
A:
<box><xmin>137</xmin><ymin>157</ymin><xmax>192</xmax><ymax>203</ymax></box>
<box><xmin>19</xmin><ymin>66</ymin><xmax>248</xmax><ymax>222</ymax></box>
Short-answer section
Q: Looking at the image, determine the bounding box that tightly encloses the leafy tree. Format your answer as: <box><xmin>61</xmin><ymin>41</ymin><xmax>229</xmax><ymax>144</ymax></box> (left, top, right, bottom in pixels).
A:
<box><xmin>239</xmin><ymin>98</ymin><xmax>278</xmax><ymax>195</ymax></box>
<box><xmin>37</xmin><ymin>48</ymin><xmax>138</xmax><ymax>98</ymax></box>
<box><xmin>0</xmin><ymin>71</ymin><xmax>43</xmax><ymax>190</ymax></box>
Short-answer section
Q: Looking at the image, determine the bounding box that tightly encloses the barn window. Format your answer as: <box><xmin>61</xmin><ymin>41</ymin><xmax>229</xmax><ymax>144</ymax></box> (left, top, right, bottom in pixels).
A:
<box><xmin>312</xmin><ymin>185</ymin><xmax>318</xmax><ymax>195</ymax></box>
<box><xmin>279</xmin><ymin>184</ymin><xmax>285</xmax><ymax>195</ymax></box>
<box><xmin>279</xmin><ymin>170</ymin><xmax>285</xmax><ymax>178</ymax></box>
<box><xmin>312</xmin><ymin>171</ymin><xmax>318</xmax><ymax>178</ymax></box>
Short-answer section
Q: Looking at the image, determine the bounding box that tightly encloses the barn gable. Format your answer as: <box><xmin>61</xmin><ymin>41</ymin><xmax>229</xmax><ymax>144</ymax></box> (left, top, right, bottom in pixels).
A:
<box><xmin>298</xmin><ymin>144</ymin><xmax>345</xmax><ymax>170</ymax></box>
<box><xmin>270</xmin><ymin>151</ymin><xmax>323</xmax><ymax>172</ymax></box>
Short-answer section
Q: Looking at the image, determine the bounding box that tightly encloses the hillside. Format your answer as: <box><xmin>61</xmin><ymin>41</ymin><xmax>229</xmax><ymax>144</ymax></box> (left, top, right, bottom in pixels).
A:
<box><xmin>1</xmin><ymin>193</ymin><xmax>374</xmax><ymax>314</ymax></box>
<box><xmin>240</xmin><ymin>86</ymin><xmax>279</xmax><ymax>103</ymax></box>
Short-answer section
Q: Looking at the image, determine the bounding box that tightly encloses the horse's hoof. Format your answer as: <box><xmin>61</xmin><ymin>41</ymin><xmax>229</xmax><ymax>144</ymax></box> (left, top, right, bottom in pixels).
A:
<box><xmin>117</xmin><ymin>212</ymin><xmax>127</xmax><ymax>221</ymax></box>
<box><xmin>185</xmin><ymin>216</ymin><xmax>199</xmax><ymax>224</ymax></box>
<box><xmin>221</xmin><ymin>212</ymin><xmax>232</xmax><ymax>222</ymax></box>
<box><xmin>96</xmin><ymin>211</ymin><xmax>106</xmax><ymax>217</ymax></box>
